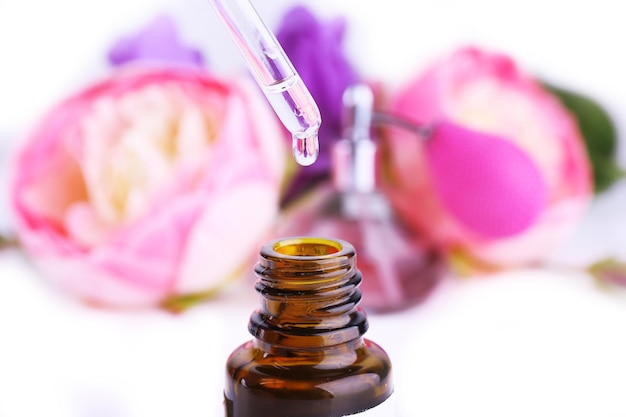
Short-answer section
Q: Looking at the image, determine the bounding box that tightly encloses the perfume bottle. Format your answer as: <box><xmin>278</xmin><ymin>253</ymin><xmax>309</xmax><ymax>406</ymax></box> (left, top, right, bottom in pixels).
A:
<box><xmin>224</xmin><ymin>237</ymin><xmax>393</xmax><ymax>417</ymax></box>
<box><xmin>276</xmin><ymin>84</ymin><xmax>444</xmax><ymax>313</ymax></box>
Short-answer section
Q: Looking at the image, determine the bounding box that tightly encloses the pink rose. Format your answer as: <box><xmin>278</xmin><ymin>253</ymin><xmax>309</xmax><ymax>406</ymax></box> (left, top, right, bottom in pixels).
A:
<box><xmin>381</xmin><ymin>46</ymin><xmax>592</xmax><ymax>269</ymax></box>
<box><xmin>10</xmin><ymin>66</ymin><xmax>288</xmax><ymax>308</ymax></box>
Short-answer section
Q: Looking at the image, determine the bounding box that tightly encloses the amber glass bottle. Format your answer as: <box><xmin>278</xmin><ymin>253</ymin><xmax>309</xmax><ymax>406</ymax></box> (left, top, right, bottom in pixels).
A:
<box><xmin>224</xmin><ymin>237</ymin><xmax>393</xmax><ymax>417</ymax></box>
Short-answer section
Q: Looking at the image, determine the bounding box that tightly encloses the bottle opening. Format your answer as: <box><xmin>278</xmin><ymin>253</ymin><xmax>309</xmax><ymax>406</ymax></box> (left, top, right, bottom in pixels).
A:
<box><xmin>273</xmin><ymin>237</ymin><xmax>342</xmax><ymax>257</ymax></box>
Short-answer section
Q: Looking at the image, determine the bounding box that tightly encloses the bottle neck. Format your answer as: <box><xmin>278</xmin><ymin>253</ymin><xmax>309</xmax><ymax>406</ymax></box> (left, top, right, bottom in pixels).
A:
<box><xmin>248</xmin><ymin>237</ymin><xmax>369</xmax><ymax>350</ymax></box>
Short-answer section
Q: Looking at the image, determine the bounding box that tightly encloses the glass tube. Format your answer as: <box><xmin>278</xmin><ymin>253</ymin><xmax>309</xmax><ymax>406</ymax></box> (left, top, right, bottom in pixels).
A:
<box><xmin>209</xmin><ymin>0</ymin><xmax>322</xmax><ymax>166</ymax></box>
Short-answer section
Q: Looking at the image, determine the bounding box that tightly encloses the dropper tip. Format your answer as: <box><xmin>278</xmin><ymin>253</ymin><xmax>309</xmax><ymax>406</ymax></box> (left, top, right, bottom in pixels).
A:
<box><xmin>292</xmin><ymin>130</ymin><xmax>320</xmax><ymax>167</ymax></box>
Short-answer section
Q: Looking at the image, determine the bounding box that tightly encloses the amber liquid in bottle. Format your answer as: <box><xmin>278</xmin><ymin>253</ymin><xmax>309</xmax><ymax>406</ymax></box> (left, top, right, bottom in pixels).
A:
<box><xmin>224</xmin><ymin>237</ymin><xmax>393</xmax><ymax>417</ymax></box>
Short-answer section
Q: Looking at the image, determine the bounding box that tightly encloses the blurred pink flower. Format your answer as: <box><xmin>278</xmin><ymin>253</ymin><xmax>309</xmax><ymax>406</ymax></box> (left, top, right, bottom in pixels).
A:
<box><xmin>10</xmin><ymin>66</ymin><xmax>288</xmax><ymax>309</ymax></box>
<box><xmin>381</xmin><ymin>46</ymin><xmax>592</xmax><ymax>269</ymax></box>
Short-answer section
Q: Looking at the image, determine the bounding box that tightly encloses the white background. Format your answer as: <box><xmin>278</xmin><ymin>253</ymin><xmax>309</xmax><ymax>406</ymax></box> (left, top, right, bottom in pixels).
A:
<box><xmin>1</xmin><ymin>1</ymin><xmax>626</xmax><ymax>416</ymax></box>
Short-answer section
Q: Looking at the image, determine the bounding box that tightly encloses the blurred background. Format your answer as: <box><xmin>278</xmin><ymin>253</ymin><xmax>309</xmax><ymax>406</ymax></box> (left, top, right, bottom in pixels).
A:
<box><xmin>2</xmin><ymin>0</ymin><xmax>625</xmax><ymax>150</ymax></box>
<box><xmin>1</xmin><ymin>1</ymin><xmax>626</xmax><ymax>416</ymax></box>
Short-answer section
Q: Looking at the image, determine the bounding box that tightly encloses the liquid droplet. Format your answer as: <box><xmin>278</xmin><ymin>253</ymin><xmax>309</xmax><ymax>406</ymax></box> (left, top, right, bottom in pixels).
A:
<box><xmin>292</xmin><ymin>132</ymin><xmax>319</xmax><ymax>166</ymax></box>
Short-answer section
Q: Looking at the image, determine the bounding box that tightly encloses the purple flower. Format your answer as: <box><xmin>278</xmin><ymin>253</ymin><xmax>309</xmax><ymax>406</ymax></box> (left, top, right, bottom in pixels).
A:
<box><xmin>276</xmin><ymin>6</ymin><xmax>360</xmax><ymax>203</ymax></box>
<box><xmin>108</xmin><ymin>15</ymin><xmax>204</xmax><ymax>68</ymax></box>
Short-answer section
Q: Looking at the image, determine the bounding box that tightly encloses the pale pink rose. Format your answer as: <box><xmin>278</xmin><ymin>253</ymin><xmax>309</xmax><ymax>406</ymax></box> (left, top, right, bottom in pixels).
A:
<box><xmin>10</xmin><ymin>66</ymin><xmax>288</xmax><ymax>308</ymax></box>
<box><xmin>381</xmin><ymin>46</ymin><xmax>592</xmax><ymax>269</ymax></box>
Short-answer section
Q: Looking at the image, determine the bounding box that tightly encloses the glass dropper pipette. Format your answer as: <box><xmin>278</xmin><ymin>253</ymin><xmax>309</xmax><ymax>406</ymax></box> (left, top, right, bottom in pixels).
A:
<box><xmin>209</xmin><ymin>0</ymin><xmax>322</xmax><ymax>166</ymax></box>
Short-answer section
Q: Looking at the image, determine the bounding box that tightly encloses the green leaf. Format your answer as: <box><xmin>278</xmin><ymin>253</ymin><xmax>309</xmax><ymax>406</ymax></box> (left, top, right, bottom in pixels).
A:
<box><xmin>544</xmin><ymin>83</ymin><xmax>623</xmax><ymax>193</ymax></box>
<box><xmin>160</xmin><ymin>289</ymin><xmax>223</xmax><ymax>314</ymax></box>
<box><xmin>587</xmin><ymin>257</ymin><xmax>626</xmax><ymax>288</ymax></box>
<box><xmin>0</xmin><ymin>233</ymin><xmax>18</xmax><ymax>251</ymax></box>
